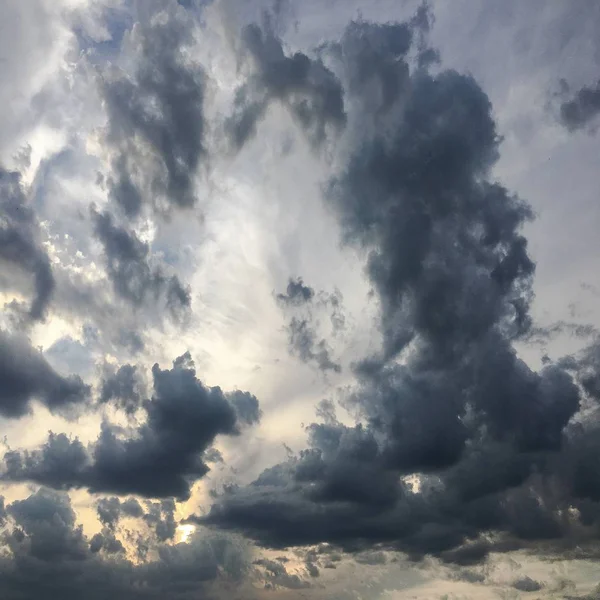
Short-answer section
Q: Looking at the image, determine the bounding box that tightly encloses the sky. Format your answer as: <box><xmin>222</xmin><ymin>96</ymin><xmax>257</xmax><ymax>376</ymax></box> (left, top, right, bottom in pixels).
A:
<box><xmin>1</xmin><ymin>0</ymin><xmax>600</xmax><ymax>598</ymax></box>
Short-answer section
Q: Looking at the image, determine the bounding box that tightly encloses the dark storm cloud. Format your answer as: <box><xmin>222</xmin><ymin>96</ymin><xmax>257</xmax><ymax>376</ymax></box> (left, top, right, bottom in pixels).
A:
<box><xmin>0</xmin><ymin>487</ymin><xmax>255</xmax><ymax>600</ymax></box>
<box><xmin>0</xmin><ymin>167</ymin><xmax>55</xmax><ymax>320</ymax></box>
<box><xmin>99</xmin><ymin>2</ymin><xmax>206</xmax><ymax>217</ymax></box>
<box><xmin>99</xmin><ymin>363</ymin><xmax>146</xmax><ymax>415</ymax></box>
<box><xmin>142</xmin><ymin>499</ymin><xmax>177</xmax><ymax>542</ymax></box>
<box><xmin>92</xmin><ymin>209</ymin><xmax>191</xmax><ymax>319</ymax></box>
<box><xmin>8</xmin><ymin>488</ymin><xmax>89</xmax><ymax>562</ymax></box>
<box><xmin>96</xmin><ymin>496</ymin><xmax>145</xmax><ymax>530</ymax></box>
<box><xmin>3</xmin><ymin>352</ymin><xmax>261</xmax><ymax>501</ymax></box>
<box><xmin>90</xmin><ymin>530</ymin><xmax>125</xmax><ymax>555</ymax></box>
<box><xmin>97</xmin><ymin>496</ymin><xmax>124</xmax><ymax>528</ymax></box>
<box><xmin>276</xmin><ymin>278</ymin><xmax>342</xmax><ymax>373</ymax></box>
<box><xmin>0</xmin><ymin>330</ymin><xmax>90</xmax><ymax>419</ymax></box>
<box><xmin>227</xmin><ymin>13</ymin><xmax>346</xmax><ymax>149</ymax></box>
<box><xmin>202</xmin><ymin>10</ymin><xmax>600</xmax><ymax>563</ymax></box>
<box><xmin>560</xmin><ymin>337</ymin><xmax>600</xmax><ymax>402</ymax></box>
<box><xmin>558</xmin><ymin>78</ymin><xmax>600</xmax><ymax>132</ymax></box>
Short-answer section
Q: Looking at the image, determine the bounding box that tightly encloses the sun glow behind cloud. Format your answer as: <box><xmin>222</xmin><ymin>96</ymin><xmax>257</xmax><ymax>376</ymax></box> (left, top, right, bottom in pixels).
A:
<box><xmin>177</xmin><ymin>524</ymin><xmax>196</xmax><ymax>544</ymax></box>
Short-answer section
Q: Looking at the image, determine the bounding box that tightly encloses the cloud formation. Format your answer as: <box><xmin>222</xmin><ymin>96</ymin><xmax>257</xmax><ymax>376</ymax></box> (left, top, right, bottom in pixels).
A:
<box><xmin>0</xmin><ymin>486</ymin><xmax>257</xmax><ymax>600</ymax></box>
<box><xmin>276</xmin><ymin>277</ymin><xmax>342</xmax><ymax>373</ymax></box>
<box><xmin>0</xmin><ymin>330</ymin><xmax>90</xmax><ymax>418</ymax></box>
<box><xmin>1</xmin><ymin>1</ymin><xmax>600</xmax><ymax>599</ymax></box>
<box><xmin>227</xmin><ymin>13</ymin><xmax>346</xmax><ymax>149</ymax></box>
<box><xmin>99</xmin><ymin>2</ymin><xmax>206</xmax><ymax>217</ymax></box>
<box><xmin>559</xmin><ymin>78</ymin><xmax>600</xmax><ymax>132</ymax></box>
<box><xmin>4</xmin><ymin>352</ymin><xmax>261</xmax><ymax>500</ymax></box>
<box><xmin>0</xmin><ymin>167</ymin><xmax>55</xmax><ymax>321</ymax></box>
<box><xmin>92</xmin><ymin>209</ymin><xmax>191</xmax><ymax>320</ymax></box>
<box><xmin>202</xmin><ymin>10</ymin><xmax>600</xmax><ymax>565</ymax></box>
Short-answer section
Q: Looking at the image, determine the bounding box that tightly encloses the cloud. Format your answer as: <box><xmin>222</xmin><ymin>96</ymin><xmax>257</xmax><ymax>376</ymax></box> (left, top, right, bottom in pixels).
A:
<box><xmin>276</xmin><ymin>277</ymin><xmax>315</xmax><ymax>306</ymax></box>
<box><xmin>0</xmin><ymin>330</ymin><xmax>90</xmax><ymax>419</ymax></box>
<box><xmin>276</xmin><ymin>277</ymin><xmax>343</xmax><ymax>373</ymax></box>
<box><xmin>254</xmin><ymin>557</ymin><xmax>311</xmax><ymax>590</ymax></box>
<box><xmin>142</xmin><ymin>498</ymin><xmax>177</xmax><ymax>542</ymax></box>
<box><xmin>99</xmin><ymin>363</ymin><xmax>146</xmax><ymax>415</ymax></box>
<box><xmin>7</xmin><ymin>487</ymin><xmax>89</xmax><ymax>562</ymax></box>
<box><xmin>90</xmin><ymin>530</ymin><xmax>125</xmax><ymax>555</ymax></box>
<box><xmin>99</xmin><ymin>1</ymin><xmax>206</xmax><ymax>217</ymax></box>
<box><xmin>286</xmin><ymin>317</ymin><xmax>341</xmax><ymax>373</ymax></box>
<box><xmin>0</xmin><ymin>486</ymin><xmax>257</xmax><ymax>600</ymax></box>
<box><xmin>92</xmin><ymin>209</ymin><xmax>191</xmax><ymax>320</ymax></box>
<box><xmin>558</xmin><ymin>78</ymin><xmax>600</xmax><ymax>132</ymax></box>
<box><xmin>512</xmin><ymin>576</ymin><xmax>542</xmax><ymax>592</ymax></box>
<box><xmin>3</xmin><ymin>352</ymin><xmax>261</xmax><ymax>501</ymax></box>
<box><xmin>226</xmin><ymin>12</ymin><xmax>346</xmax><ymax>149</ymax></box>
<box><xmin>200</xmin><ymin>9</ymin><xmax>599</xmax><ymax>564</ymax></box>
<box><xmin>0</xmin><ymin>167</ymin><xmax>55</xmax><ymax>321</ymax></box>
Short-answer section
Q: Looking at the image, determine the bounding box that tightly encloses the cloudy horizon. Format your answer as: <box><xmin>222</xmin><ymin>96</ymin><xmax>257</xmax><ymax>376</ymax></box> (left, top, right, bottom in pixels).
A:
<box><xmin>1</xmin><ymin>0</ymin><xmax>600</xmax><ymax>598</ymax></box>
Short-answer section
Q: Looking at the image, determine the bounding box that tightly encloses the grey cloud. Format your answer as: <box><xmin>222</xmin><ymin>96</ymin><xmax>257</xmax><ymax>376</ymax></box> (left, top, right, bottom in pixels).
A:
<box><xmin>3</xmin><ymin>432</ymin><xmax>90</xmax><ymax>490</ymax></box>
<box><xmin>0</xmin><ymin>487</ymin><xmax>255</xmax><ymax>600</ymax></box>
<box><xmin>0</xmin><ymin>330</ymin><xmax>90</xmax><ymax>419</ymax></box>
<box><xmin>560</xmin><ymin>338</ymin><xmax>600</xmax><ymax>402</ymax></box>
<box><xmin>276</xmin><ymin>277</ymin><xmax>315</xmax><ymax>305</ymax></box>
<box><xmin>276</xmin><ymin>278</ymin><xmax>343</xmax><ymax>373</ymax></box>
<box><xmin>254</xmin><ymin>558</ymin><xmax>311</xmax><ymax>590</ymax></box>
<box><xmin>4</xmin><ymin>352</ymin><xmax>261</xmax><ymax>501</ymax></box>
<box><xmin>99</xmin><ymin>2</ymin><xmax>206</xmax><ymax>217</ymax></box>
<box><xmin>512</xmin><ymin>576</ymin><xmax>542</xmax><ymax>592</ymax></box>
<box><xmin>90</xmin><ymin>530</ymin><xmax>125</xmax><ymax>555</ymax></box>
<box><xmin>97</xmin><ymin>496</ymin><xmax>123</xmax><ymax>529</ymax></box>
<box><xmin>0</xmin><ymin>167</ymin><xmax>55</xmax><ymax>320</ymax></box>
<box><xmin>96</xmin><ymin>496</ymin><xmax>158</xmax><ymax>536</ymax></box>
<box><xmin>354</xmin><ymin>551</ymin><xmax>386</xmax><ymax>565</ymax></box>
<box><xmin>228</xmin><ymin>390</ymin><xmax>262</xmax><ymax>426</ymax></box>
<box><xmin>7</xmin><ymin>488</ymin><xmax>89</xmax><ymax>562</ymax></box>
<box><xmin>451</xmin><ymin>569</ymin><xmax>486</xmax><ymax>584</ymax></box>
<box><xmin>559</xmin><ymin>78</ymin><xmax>600</xmax><ymax>132</ymax></box>
<box><xmin>287</xmin><ymin>317</ymin><xmax>341</xmax><ymax>373</ymax></box>
<box><xmin>227</xmin><ymin>14</ymin><xmax>346</xmax><ymax>149</ymax></box>
<box><xmin>524</xmin><ymin>320</ymin><xmax>598</xmax><ymax>345</ymax></box>
<box><xmin>92</xmin><ymin>209</ymin><xmax>191</xmax><ymax>320</ymax></box>
<box><xmin>99</xmin><ymin>363</ymin><xmax>146</xmax><ymax>415</ymax></box>
<box><xmin>143</xmin><ymin>499</ymin><xmax>177</xmax><ymax>542</ymax></box>
<box><xmin>202</xmin><ymin>9</ymin><xmax>598</xmax><ymax>564</ymax></box>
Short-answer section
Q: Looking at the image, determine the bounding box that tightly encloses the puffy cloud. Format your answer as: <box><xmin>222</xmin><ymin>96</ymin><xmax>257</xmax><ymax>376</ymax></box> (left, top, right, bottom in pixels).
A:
<box><xmin>286</xmin><ymin>317</ymin><xmax>341</xmax><ymax>373</ymax></box>
<box><xmin>276</xmin><ymin>277</ymin><xmax>315</xmax><ymax>306</ymax></box>
<box><xmin>254</xmin><ymin>558</ymin><xmax>311</xmax><ymax>590</ymax></box>
<box><xmin>227</xmin><ymin>13</ymin><xmax>346</xmax><ymax>149</ymax></box>
<box><xmin>92</xmin><ymin>209</ymin><xmax>191</xmax><ymax>320</ymax></box>
<box><xmin>512</xmin><ymin>576</ymin><xmax>543</xmax><ymax>592</ymax></box>
<box><xmin>99</xmin><ymin>363</ymin><xmax>146</xmax><ymax>415</ymax></box>
<box><xmin>201</xmin><ymin>9</ymin><xmax>597</xmax><ymax>564</ymax></box>
<box><xmin>4</xmin><ymin>352</ymin><xmax>261</xmax><ymax>501</ymax></box>
<box><xmin>0</xmin><ymin>487</ymin><xmax>256</xmax><ymax>600</ymax></box>
<box><xmin>559</xmin><ymin>78</ymin><xmax>600</xmax><ymax>132</ymax></box>
<box><xmin>276</xmin><ymin>277</ymin><xmax>343</xmax><ymax>373</ymax></box>
<box><xmin>0</xmin><ymin>167</ymin><xmax>55</xmax><ymax>321</ymax></box>
<box><xmin>99</xmin><ymin>1</ymin><xmax>206</xmax><ymax>217</ymax></box>
<box><xmin>7</xmin><ymin>487</ymin><xmax>89</xmax><ymax>562</ymax></box>
<box><xmin>0</xmin><ymin>330</ymin><xmax>90</xmax><ymax>418</ymax></box>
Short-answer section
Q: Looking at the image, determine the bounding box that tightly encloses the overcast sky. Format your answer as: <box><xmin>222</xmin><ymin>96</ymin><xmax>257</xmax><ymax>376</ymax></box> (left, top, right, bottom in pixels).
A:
<box><xmin>1</xmin><ymin>0</ymin><xmax>600</xmax><ymax>598</ymax></box>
